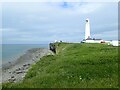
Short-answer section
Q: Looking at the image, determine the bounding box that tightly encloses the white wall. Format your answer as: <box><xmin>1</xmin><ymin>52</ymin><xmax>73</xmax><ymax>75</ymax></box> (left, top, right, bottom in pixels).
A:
<box><xmin>85</xmin><ymin>40</ymin><xmax>101</xmax><ymax>43</ymax></box>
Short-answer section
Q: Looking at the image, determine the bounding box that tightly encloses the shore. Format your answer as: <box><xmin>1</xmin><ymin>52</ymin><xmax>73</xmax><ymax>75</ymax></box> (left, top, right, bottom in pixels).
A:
<box><xmin>1</xmin><ymin>48</ymin><xmax>53</xmax><ymax>83</ymax></box>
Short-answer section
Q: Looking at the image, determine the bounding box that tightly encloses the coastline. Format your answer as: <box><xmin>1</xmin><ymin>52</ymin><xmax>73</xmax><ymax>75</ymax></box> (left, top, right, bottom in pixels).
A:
<box><xmin>1</xmin><ymin>48</ymin><xmax>53</xmax><ymax>83</ymax></box>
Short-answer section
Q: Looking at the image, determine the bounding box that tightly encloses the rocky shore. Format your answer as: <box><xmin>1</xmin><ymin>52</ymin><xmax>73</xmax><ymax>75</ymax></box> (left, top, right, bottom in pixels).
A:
<box><xmin>1</xmin><ymin>48</ymin><xmax>53</xmax><ymax>83</ymax></box>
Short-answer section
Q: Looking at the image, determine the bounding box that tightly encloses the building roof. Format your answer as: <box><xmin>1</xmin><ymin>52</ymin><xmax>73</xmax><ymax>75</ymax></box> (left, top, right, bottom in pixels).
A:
<box><xmin>86</xmin><ymin>37</ymin><xmax>93</xmax><ymax>40</ymax></box>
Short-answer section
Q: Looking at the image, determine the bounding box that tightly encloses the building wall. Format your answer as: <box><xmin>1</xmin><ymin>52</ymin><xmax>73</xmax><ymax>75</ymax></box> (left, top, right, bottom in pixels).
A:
<box><xmin>85</xmin><ymin>40</ymin><xmax>101</xmax><ymax>43</ymax></box>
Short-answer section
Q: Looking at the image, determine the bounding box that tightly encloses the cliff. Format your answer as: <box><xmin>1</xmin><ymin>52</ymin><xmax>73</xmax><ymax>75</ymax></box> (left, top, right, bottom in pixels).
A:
<box><xmin>2</xmin><ymin>43</ymin><xmax>118</xmax><ymax>88</ymax></box>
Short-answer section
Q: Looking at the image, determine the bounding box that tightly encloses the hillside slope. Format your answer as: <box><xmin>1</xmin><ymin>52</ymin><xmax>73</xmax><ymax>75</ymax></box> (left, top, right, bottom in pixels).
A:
<box><xmin>3</xmin><ymin>43</ymin><xmax>118</xmax><ymax>88</ymax></box>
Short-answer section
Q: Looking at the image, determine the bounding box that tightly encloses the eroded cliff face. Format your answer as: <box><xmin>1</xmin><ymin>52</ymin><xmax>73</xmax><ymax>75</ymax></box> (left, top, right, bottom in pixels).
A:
<box><xmin>49</xmin><ymin>43</ymin><xmax>56</xmax><ymax>54</ymax></box>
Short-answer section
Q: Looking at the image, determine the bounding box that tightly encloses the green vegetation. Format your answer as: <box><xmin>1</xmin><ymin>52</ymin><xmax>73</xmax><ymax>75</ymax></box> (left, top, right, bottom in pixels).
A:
<box><xmin>2</xmin><ymin>43</ymin><xmax>118</xmax><ymax>88</ymax></box>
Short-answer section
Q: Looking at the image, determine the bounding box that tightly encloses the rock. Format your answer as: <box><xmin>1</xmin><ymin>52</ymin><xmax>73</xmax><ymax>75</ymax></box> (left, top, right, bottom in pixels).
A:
<box><xmin>8</xmin><ymin>78</ymin><xmax>16</xmax><ymax>83</ymax></box>
<box><xmin>36</xmin><ymin>56</ymin><xmax>38</xmax><ymax>58</ymax></box>
<box><xmin>27</xmin><ymin>64</ymin><xmax>30</xmax><ymax>66</ymax></box>
<box><xmin>22</xmin><ymin>71</ymin><xmax>26</xmax><ymax>73</ymax></box>
<box><xmin>22</xmin><ymin>76</ymin><xmax>25</xmax><ymax>78</ymax></box>
<box><xmin>16</xmin><ymin>71</ymin><xmax>23</xmax><ymax>74</ymax></box>
<box><xmin>11</xmin><ymin>76</ymin><xmax>14</xmax><ymax>78</ymax></box>
<box><xmin>23</xmin><ymin>64</ymin><xmax>27</xmax><ymax>67</ymax></box>
<box><xmin>12</xmin><ymin>71</ymin><xmax>15</xmax><ymax>74</ymax></box>
<box><xmin>15</xmin><ymin>68</ymin><xmax>21</xmax><ymax>71</ymax></box>
<box><xmin>25</xmin><ymin>67</ymin><xmax>29</xmax><ymax>69</ymax></box>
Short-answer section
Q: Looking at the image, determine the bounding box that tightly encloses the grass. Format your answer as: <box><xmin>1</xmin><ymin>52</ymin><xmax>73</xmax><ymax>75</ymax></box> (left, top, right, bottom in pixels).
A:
<box><xmin>2</xmin><ymin>43</ymin><xmax>118</xmax><ymax>88</ymax></box>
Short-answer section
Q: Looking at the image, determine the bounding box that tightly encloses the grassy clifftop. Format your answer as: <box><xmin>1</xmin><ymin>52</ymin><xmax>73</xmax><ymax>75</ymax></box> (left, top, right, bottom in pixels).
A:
<box><xmin>3</xmin><ymin>43</ymin><xmax>118</xmax><ymax>88</ymax></box>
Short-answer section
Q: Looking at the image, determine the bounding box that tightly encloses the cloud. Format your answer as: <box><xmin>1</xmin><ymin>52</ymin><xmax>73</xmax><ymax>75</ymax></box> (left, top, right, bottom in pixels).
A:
<box><xmin>2</xmin><ymin>2</ymin><xmax>118</xmax><ymax>44</ymax></box>
<box><xmin>92</xmin><ymin>30</ymin><xmax>118</xmax><ymax>40</ymax></box>
<box><xmin>77</xmin><ymin>3</ymin><xmax>103</xmax><ymax>14</ymax></box>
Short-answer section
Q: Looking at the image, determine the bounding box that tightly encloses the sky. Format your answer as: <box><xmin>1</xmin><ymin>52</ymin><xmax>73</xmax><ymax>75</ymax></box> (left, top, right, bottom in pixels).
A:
<box><xmin>1</xmin><ymin>1</ymin><xmax>118</xmax><ymax>44</ymax></box>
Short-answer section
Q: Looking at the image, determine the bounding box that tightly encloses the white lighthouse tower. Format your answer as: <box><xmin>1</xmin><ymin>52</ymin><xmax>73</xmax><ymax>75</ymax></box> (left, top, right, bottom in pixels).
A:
<box><xmin>81</xmin><ymin>18</ymin><xmax>104</xmax><ymax>43</ymax></box>
<box><xmin>85</xmin><ymin>18</ymin><xmax>91</xmax><ymax>39</ymax></box>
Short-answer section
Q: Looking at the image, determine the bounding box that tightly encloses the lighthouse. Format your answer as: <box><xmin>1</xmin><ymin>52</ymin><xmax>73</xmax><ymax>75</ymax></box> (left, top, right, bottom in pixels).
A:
<box><xmin>81</xmin><ymin>18</ymin><xmax>103</xmax><ymax>43</ymax></box>
<box><xmin>85</xmin><ymin>18</ymin><xmax>91</xmax><ymax>39</ymax></box>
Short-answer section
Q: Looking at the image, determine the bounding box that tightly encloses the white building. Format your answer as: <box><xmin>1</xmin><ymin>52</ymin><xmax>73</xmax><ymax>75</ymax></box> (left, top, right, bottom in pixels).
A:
<box><xmin>108</xmin><ymin>40</ymin><xmax>119</xmax><ymax>46</ymax></box>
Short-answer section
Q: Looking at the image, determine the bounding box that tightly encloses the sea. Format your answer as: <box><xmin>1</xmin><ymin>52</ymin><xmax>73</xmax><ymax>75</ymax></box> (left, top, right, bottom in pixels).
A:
<box><xmin>1</xmin><ymin>44</ymin><xmax>48</xmax><ymax>65</ymax></box>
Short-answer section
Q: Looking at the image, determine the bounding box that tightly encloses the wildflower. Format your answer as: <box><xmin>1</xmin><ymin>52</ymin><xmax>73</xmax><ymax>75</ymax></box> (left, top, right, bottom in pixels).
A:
<box><xmin>79</xmin><ymin>76</ymin><xmax>82</xmax><ymax>80</ymax></box>
<box><xmin>80</xmin><ymin>77</ymin><xmax>82</xmax><ymax>80</ymax></box>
